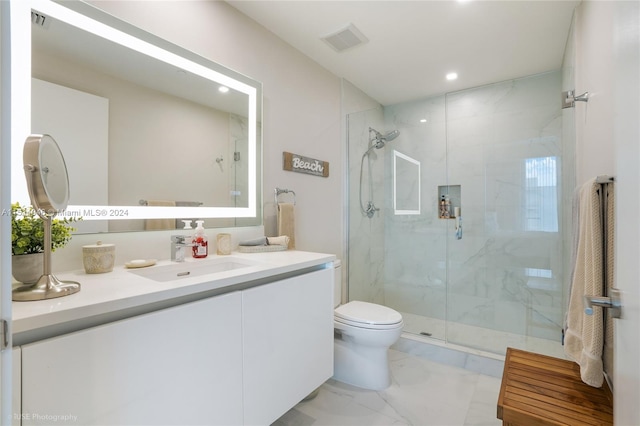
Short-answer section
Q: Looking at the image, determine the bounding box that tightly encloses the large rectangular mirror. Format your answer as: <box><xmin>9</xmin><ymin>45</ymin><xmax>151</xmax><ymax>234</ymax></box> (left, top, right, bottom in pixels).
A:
<box><xmin>12</xmin><ymin>0</ymin><xmax>262</xmax><ymax>233</ymax></box>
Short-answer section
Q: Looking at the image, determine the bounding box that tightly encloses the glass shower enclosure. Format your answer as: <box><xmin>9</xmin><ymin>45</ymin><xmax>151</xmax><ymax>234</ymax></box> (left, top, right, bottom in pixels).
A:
<box><xmin>347</xmin><ymin>71</ymin><xmax>573</xmax><ymax>357</ymax></box>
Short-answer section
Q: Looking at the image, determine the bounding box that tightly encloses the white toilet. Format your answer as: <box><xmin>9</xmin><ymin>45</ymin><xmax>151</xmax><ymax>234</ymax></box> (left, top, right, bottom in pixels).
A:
<box><xmin>332</xmin><ymin>260</ymin><xmax>404</xmax><ymax>390</ymax></box>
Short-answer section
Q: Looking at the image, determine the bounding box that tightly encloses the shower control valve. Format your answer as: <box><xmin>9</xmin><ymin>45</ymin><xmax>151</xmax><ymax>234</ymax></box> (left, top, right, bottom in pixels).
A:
<box><xmin>364</xmin><ymin>201</ymin><xmax>379</xmax><ymax>218</ymax></box>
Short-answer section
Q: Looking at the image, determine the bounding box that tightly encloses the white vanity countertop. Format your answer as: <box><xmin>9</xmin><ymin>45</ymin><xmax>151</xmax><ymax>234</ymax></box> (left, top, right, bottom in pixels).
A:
<box><xmin>12</xmin><ymin>250</ymin><xmax>335</xmax><ymax>342</ymax></box>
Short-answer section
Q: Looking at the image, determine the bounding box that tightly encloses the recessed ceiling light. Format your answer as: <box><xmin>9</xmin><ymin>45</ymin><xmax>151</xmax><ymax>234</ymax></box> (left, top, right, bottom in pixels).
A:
<box><xmin>420</xmin><ymin>118</ymin><xmax>427</xmax><ymax>123</ymax></box>
<box><xmin>446</xmin><ymin>72</ymin><xmax>458</xmax><ymax>81</ymax></box>
<box><xmin>219</xmin><ymin>86</ymin><xmax>230</xmax><ymax>93</ymax></box>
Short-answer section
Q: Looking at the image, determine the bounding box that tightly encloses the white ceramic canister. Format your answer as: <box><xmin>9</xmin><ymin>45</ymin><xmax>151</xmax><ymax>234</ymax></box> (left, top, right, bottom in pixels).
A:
<box><xmin>82</xmin><ymin>241</ymin><xmax>115</xmax><ymax>274</ymax></box>
<box><xmin>216</xmin><ymin>233</ymin><xmax>231</xmax><ymax>255</ymax></box>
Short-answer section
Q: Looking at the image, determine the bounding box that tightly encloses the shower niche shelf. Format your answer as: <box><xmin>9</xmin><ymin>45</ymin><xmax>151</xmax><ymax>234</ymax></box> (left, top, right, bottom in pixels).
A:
<box><xmin>437</xmin><ymin>185</ymin><xmax>461</xmax><ymax>219</ymax></box>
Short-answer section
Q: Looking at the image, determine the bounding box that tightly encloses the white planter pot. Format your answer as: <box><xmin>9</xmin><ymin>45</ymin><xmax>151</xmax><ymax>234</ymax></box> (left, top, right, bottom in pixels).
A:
<box><xmin>12</xmin><ymin>253</ymin><xmax>44</xmax><ymax>284</ymax></box>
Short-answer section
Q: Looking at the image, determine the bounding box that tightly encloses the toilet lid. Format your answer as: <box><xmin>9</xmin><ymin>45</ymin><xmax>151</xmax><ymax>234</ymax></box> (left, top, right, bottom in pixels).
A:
<box><xmin>335</xmin><ymin>301</ymin><xmax>402</xmax><ymax>326</ymax></box>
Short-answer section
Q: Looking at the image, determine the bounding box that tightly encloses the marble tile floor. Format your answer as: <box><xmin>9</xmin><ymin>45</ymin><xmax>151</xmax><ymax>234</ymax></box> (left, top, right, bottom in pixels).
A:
<box><xmin>273</xmin><ymin>349</ymin><xmax>503</xmax><ymax>426</ymax></box>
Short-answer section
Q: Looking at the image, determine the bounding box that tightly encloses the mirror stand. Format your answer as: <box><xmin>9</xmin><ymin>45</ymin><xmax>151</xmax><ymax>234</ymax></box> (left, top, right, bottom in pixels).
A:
<box><xmin>12</xmin><ymin>214</ymin><xmax>81</xmax><ymax>301</ymax></box>
<box><xmin>12</xmin><ymin>135</ymin><xmax>81</xmax><ymax>301</ymax></box>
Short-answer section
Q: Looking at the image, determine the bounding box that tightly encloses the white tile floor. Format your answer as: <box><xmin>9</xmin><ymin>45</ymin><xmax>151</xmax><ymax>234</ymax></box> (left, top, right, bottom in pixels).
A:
<box><xmin>273</xmin><ymin>349</ymin><xmax>503</xmax><ymax>426</ymax></box>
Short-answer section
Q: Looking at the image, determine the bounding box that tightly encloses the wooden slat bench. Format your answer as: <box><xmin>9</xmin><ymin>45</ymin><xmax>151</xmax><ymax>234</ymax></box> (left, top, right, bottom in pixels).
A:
<box><xmin>497</xmin><ymin>347</ymin><xmax>613</xmax><ymax>425</ymax></box>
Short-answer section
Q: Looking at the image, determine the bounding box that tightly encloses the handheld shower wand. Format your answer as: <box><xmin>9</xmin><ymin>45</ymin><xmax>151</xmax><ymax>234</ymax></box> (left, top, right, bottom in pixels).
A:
<box><xmin>359</xmin><ymin>127</ymin><xmax>400</xmax><ymax>218</ymax></box>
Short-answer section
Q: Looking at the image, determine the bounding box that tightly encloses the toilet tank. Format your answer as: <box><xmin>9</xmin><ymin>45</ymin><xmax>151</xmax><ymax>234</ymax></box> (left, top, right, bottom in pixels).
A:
<box><xmin>334</xmin><ymin>260</ymin><xmax>342</xmax><ymax>308</ymax></box>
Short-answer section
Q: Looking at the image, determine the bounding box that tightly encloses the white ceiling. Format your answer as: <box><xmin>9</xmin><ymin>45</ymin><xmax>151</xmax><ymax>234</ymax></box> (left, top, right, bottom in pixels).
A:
<box><xmin>227</xmin><ymin>0</ymin><xmax>580</xmax><ymax>106</ymax></box>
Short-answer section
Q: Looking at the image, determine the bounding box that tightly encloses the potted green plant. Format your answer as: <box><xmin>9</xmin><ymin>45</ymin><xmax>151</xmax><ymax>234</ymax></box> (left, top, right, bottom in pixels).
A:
<box><xmin>11</xmin><ymin>202</ymin><xmax>79</xmax><ymax>284</ymax></box>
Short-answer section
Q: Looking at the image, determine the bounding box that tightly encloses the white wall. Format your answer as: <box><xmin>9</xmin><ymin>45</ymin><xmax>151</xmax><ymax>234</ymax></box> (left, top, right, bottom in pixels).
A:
<box><xmin>341</xmin><ymin>80</ymin><xmax>381</xmax><ymax>116</ymax></box>
<box><xmin>88</xmin><ymin>1</ymin><xmax>343</xmax><ymax>259</ymax></box>
<box><xmin>611</xmin><ymin>2</ymin><xmax>640</xmax><ymax>423</ymax></box>
<box><xmin>574</xmin><ymin>1</ymin><xmax>616</xmax><ymax>185</ymax></box>
<box><xmin>574</xmin><ymin>1</ymin><xmax>640</xmax><ymax>422</ymax></box>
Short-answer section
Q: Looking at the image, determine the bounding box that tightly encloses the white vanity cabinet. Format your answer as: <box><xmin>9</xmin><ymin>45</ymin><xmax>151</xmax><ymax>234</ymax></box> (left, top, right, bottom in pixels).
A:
<box><xmin>20</xmin><ymin>292</ymin><xmax>244</xmax><ymax>426</ymax></box>
<box><xmin>242</xmin><ymin>267</ymin><xmax>334</xmax><ymax>425</ymax></box>
<box><xmin>12</xmin><ymin>348</ymin><xmax>21</xmax><ymax>426</ymax></box>
<box><xmin>14</xmin><ymin>261</ymin><xmax>335</xmax><ymax>426</ymax></box>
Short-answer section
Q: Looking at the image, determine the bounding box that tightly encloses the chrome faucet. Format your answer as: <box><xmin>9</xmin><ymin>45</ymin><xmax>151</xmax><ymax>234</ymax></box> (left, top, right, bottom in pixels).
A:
<box><xmin>171</xmin><ymin>235</ymin><xmax>194</xmax><ymax>262</ymax></box>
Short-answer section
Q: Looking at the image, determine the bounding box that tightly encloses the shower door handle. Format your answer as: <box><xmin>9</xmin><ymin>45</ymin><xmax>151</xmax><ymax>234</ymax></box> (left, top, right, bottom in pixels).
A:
<box><xmin>454</xmin><ymin>216</ymin><xmax>462</xmax><ymax>240</ymax></box>
<box><xmin>584</xmin><ymin>288</ymin><xmax>622</xmax><ymax>318</ymax></box>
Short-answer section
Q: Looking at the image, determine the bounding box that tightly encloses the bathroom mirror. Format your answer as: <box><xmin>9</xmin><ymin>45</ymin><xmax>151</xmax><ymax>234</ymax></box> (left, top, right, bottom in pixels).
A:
<box><xmin>13</xmin><ymin>134</ymin><xmax>81</xmax><ymax>301</ymax></box>
<box><xmin>13</xmin><ymin>0</ymin><xmax>262</xmax><ymax>233</ymax></box>
<box><xmin>393</xmin><ymin>150</ymin><xmax>421</xmax><ymax>215</ymax></box>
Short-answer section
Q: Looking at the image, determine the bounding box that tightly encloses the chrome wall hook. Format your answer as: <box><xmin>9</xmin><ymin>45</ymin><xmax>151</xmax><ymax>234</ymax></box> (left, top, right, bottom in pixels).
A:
<box><xmin>562</xmin><ymin>90</ymin><xmax>589</xmax><ymax>109</ymax></box>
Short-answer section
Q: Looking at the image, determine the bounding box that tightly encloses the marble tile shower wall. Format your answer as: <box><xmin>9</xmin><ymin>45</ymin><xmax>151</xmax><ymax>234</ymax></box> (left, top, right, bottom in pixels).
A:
<box><xmin>347</xmin><ymin>107</ymin><xmax>387</xmax><ymax>305</ymax></box>
<box><xmin>383</xmin><ymin>71</ymin><xmax>565</xmax><ymax>346</ymax></box>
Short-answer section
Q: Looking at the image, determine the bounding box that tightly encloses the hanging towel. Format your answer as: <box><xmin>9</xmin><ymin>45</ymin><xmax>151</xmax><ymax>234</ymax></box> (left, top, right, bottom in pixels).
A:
<box><xmin>277</xmin><ymin>203</ymin><xmax>295</xmax><ymax>249</ymax></box>
<box><xmin>144</xmin><ymin>200</ymin><xmax>176</xmax><ymax>230</ymax></box>
<box><xmin>563</xmin><ymin>185</ymin><xmax>583</xmax><ymax>341</ymax></box>
<box><xmin>564</xmin><ymin>178</ymin><xmax>605</xmax><ymax>387</ymax></box>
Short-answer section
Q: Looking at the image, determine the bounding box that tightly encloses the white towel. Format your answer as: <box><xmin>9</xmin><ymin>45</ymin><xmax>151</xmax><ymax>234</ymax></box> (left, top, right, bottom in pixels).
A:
<box><xmin>277</xmin><ymin>203</ymin><xmax>295</xmax><ymax>249</ymax></box>
<box><xmin>267</xmin><ymin>236</ymin><xmax>290</xmax><ymax>247</ymax></box>
<box><xmin>564</xmin><ymin>178</ymin><xmax>605</xmax><ymax>387</ymax></box>
<box><xmin>563</xmin><ymin>185</ymin><xmax>582</xmax><ymax>336</ymax></box>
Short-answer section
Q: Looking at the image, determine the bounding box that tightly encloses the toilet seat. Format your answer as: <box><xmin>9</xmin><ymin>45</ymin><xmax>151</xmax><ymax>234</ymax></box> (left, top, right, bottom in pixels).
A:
<box><xmin>335</xmin><ymin>301</ymin><xmax>403</xmax><ymax>330</ymax></box>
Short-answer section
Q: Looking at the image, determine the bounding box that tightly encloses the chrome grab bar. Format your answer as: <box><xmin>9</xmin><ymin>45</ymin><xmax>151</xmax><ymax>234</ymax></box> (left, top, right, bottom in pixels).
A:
<box><xmin>584</xmin><ymin>288</ymin><xmax>622</xmax><ymax>318</ymax></box>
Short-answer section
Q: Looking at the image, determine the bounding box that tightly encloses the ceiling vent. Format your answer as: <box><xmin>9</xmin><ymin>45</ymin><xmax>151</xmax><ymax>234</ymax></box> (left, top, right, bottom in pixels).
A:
<box><xmin>31</xmin><ymin>11</ymin><xmax>51</xmax><ymax>29</ymax></box>
<box><xmin>321</xmin><ymin>23</ymin><xmax>368</xmax><ymax>52</ymax></box>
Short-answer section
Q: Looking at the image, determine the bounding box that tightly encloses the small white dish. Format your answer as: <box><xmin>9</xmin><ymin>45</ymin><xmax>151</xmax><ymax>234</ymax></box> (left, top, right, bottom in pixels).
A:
<box><xmin>124</xmin><ymin>259</ymin><xmax>157</xmax><ymax>269</ymax></box>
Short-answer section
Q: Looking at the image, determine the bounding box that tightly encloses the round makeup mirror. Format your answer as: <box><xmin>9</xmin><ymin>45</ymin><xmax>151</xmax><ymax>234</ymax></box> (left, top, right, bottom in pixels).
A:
<box><xmin>13</xmin><ymin>134</ymin><xmax>80</xmax><ymax>301</ymax></box>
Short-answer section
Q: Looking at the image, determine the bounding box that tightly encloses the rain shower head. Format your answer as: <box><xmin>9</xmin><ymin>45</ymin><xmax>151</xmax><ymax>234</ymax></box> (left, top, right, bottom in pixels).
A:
<box><xmin>382</xmin><ymin>129</ymin><xmax>400</xmax><ymax>143</ymax></box>
<box><xmin>369</xmin><ymin>127</ymin><xmax>400</xmax><ymax>149</ymax></box>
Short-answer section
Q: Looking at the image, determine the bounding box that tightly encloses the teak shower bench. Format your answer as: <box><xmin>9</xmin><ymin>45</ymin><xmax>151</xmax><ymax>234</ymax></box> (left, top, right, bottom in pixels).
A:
<box><xmin>497</xmin><ymin>347</ymin><xmax>613</xmax><ymax>425</ymax></box>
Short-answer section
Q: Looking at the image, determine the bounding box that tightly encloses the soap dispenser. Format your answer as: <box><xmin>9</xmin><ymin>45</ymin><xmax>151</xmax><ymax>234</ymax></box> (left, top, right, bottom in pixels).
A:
<box><xmin>181</xmin><ymin>220</ymin><xmax>193</xmax><ymax>259</ymax></box>
<box><xmin>192</xmin><ymin>220</ymin><xmax>208</xmax><ymax>258</ymax></box>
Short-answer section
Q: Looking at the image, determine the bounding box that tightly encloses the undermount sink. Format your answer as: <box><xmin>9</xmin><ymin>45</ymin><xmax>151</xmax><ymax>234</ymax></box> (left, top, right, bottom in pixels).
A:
<box><xmin>129</xmin><ymin>256</ymin><xmax>259</xmax><ymax>282</ymax></box>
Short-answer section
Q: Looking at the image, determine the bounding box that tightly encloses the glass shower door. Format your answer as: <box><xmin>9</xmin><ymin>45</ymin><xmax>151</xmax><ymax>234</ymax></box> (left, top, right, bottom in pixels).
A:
<box><xmin>444</xmin><ymin>72</ymin><xmax>568</xmax><ymax>356</ymax></box>
<box><xmin>381</xmin><ymin>96</ymin><xmax>449</xmax><ymax>342</ymax></box>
